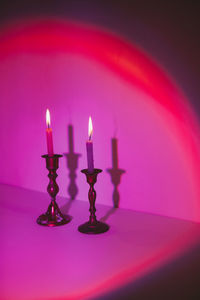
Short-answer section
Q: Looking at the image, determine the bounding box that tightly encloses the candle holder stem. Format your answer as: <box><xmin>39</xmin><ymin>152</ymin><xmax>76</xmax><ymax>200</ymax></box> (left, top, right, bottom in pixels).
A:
<box><xmin>37</xmin><ymin>154</ymin><xmax>71</xmax><ymax>226</ymax></box>
<box><xmin>78</xmin><ymin>169</ymin><xmax>109</xmax><ymax>234</ymax></box>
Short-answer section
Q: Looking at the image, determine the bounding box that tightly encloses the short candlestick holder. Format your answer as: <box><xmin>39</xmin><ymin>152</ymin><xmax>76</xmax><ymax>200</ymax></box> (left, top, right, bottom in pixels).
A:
<box><xmin>37</xmin><ymin>154</ymin><xmax>71</xmax><ymax>227</ymax></box>
<box><xmin>78</xmin><ymin>168</ymin><xmax>109</xmax><ymax>234</ymax></box>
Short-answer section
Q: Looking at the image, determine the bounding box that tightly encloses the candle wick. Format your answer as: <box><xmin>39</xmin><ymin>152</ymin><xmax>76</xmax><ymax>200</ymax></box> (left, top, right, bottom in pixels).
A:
<box><xmin>47</xmin><ymin>123</ymin><xmax>50</xmax><ymax>129</ymax></box>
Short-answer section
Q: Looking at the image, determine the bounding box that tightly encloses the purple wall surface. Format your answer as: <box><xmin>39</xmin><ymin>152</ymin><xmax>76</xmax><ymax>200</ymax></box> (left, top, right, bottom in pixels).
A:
<box><xmin>0</xmin><ymin>1</ymin><xmax>200</xmax><ymax>222</ymax></box>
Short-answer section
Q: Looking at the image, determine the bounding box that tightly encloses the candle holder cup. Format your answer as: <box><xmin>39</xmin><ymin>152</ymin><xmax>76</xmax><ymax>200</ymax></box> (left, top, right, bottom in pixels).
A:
<box><xmin>37</xmin><ymin>154</ymin><xmax>71</xmax><ymax>226</ymax></box>
<box><xmin>78</xmin><ymin>168</ymin><xmax>109</xmax><ymax>234</ymax></box>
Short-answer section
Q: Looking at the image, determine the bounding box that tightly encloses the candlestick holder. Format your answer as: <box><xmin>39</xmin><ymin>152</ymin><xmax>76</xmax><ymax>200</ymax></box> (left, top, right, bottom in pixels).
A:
<box><xmin>37</xmin><ymin>154</ymin><xmax>71</xmax><ymax>226</ymax></box>
<box><xmin>78</xmin><ymin>168</ymin><xmax>109</xmax><ymax>234</ymax></box>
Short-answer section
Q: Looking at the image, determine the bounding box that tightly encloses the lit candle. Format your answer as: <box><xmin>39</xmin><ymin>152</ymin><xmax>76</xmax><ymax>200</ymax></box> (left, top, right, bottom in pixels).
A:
<box><xmin>86</xmin><ymin>116</ymin><xmax>94</xmax><ymax>173</ymax></box>
<box><xmin>46</xmin><ymin>109</ymin><xmax>54</xmax><ymax>156</ymax></box>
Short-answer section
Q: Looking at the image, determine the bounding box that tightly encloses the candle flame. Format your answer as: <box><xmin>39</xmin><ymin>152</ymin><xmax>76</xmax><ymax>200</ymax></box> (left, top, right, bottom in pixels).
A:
<box><xmin>46</xmin><ymin>109</ymin><xmax>51</xmax><ymax>128</ymax></box>
<box><xmin>88</xmin><ymin>116</ymin><xmax>93</xmax><ymax>140</ymax></box>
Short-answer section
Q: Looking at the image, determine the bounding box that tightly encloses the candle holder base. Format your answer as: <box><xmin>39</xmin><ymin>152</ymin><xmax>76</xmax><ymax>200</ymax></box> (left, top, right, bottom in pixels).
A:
<box><xmin>37</xmin><ymin>201</ymin><xmax>71</xmax><ymax>227</ymax></box>
<box><xmin>78</xmin><ymin>220</ymin><xmax>109</xmax><ymax>234</ymax></box>
<box><xmin>37</xmin><ymin>154</ymin><xmax>72</xmax><ymax>227</ymax></box>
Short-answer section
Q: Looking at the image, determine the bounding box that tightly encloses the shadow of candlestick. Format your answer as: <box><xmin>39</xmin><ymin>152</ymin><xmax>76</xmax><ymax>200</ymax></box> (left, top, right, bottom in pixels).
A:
<box><xmin>100</xmin><ymin>207</ymin><xmax>117</xmax><ymax>222</ymax></box>
<box><xmin>107</xmin><ymin>138</ymin><xmax>125</xmax><ymax>208</ymax></box>
<box><xmin>64</xmin><ymin>124</ymin><xmax>81</xmax><ymax>200</ymax></box>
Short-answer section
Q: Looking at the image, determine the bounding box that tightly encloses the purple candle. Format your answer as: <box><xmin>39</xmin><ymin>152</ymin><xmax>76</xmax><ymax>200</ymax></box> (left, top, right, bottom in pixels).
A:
<box><xmin>86</xmin><ymin>116</ymin><xmax>94</xmax><ymax>173</ymax></box>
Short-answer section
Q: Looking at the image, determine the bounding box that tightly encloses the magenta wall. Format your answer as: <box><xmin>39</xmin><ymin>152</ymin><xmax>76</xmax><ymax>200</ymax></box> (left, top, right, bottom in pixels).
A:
<box><xmin>1</xmin><ymin>18</ymin><xmax>200</xmax><ymax>222</ymax></box>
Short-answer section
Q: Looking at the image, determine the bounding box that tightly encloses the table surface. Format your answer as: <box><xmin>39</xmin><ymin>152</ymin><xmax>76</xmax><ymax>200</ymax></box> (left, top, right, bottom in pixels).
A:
<box><xmin>1</xmin><ymin>183</ymin><xmax>200</xmax><ymax>300</ymax></box>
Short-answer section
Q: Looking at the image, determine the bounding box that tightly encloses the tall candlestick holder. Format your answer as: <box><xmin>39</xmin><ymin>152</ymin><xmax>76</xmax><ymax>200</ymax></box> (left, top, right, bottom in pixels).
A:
<box><xmin>37</xmin><ymin>154</ymin><xmax>71</xmax><ymax>226</ymax></box>
<box><xmin>78</xmin><ymin>168</ymin><xmax>109</xmax><ymax>234</ymax></box>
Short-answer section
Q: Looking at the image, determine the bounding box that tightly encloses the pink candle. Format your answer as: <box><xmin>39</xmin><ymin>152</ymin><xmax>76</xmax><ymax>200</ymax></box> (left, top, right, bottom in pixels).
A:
<box><xmin>86</xmin><ymin>116</ymin><xmax>94</xmax><ymax>173</ymax></box>
<box><xmin>46</xmin><ymin>109</ymin><xmax>54</xmax><ymax>156</ymax></box>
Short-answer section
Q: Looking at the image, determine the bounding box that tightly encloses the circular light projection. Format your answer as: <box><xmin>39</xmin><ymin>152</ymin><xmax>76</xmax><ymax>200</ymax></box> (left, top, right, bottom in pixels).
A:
<box><xmin>1</xmin><ymin>19</ymin><xmax>200</xmax><ymax>221</ymax></box>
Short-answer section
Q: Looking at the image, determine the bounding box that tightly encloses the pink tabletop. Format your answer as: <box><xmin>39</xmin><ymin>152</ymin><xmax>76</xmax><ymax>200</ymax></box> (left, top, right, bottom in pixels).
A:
<box><xmin>1</xmin><ymin>184</ymin><xmax>200</xmax><ymax>300</ymax></box>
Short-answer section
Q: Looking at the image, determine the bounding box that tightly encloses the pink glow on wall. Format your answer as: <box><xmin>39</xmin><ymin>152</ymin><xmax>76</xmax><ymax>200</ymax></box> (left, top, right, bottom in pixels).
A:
<box><xmin>1</xmin><ymin>19</ymin><xmax>200</xmax><ymax>222</ymax></box>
